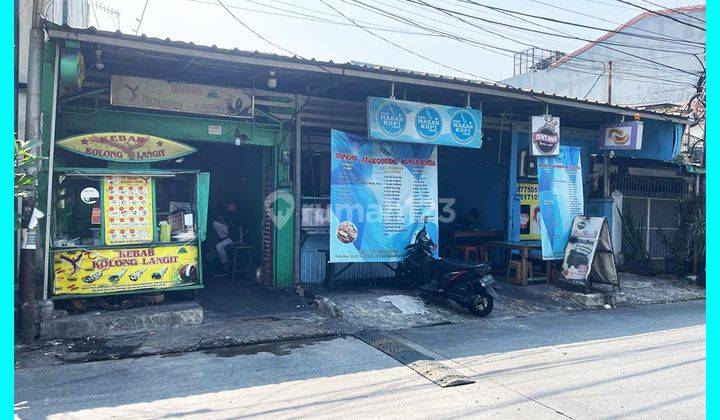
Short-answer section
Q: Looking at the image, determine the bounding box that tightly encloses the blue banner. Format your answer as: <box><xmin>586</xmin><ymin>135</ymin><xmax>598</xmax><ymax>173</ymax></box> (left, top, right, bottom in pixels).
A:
<box><xmin>367</xmin><ymin>97</ymin><xmax>483</xmax><ymax>148</ymax></box>
<box><xmin>330</xmin><ymin>130</ymin><xmax>439</xmax><ymax>263</ymax></box>
<box><xmin>537</xmin><ymin>145</ymin><xmax>584</xmax><ymax>260</ymax></box>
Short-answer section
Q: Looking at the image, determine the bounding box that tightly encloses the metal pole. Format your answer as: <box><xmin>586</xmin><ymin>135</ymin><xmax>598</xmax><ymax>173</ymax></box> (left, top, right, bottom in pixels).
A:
<box><xmin>292</xmin><ymin>94</ymin><xmax>302</xmax><ymax>285</ymax></box>
<box><xmin>603</xmin><ymin>153</ymin><xmax>610</xmax><ymax>198</ymax></box>
<box><xmin>42</xmin><ymin>46</ymin><xmax>61</xmax><ymax>300</ymax></box>
<box><xmin>607</xmin><ymin>61</ymin><xmax>613</xmax><ymax>105</ymax></box>
<box><xmin>603</xmin><ymin>61</ymin><xmax>613</xmax><ymax>199</ymax></box>
<box><xmin>19</xmin><ymin>0</ymin><xmax>43</xmax><ymax>343</ymax></box>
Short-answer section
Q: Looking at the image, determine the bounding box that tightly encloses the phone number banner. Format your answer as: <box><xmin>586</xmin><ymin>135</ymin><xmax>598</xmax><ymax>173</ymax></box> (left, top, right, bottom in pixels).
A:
<box><xmin>537</xmin><ymin>146</ymin><xmax>584</xmax><ymax>260</ymax></box>
<box><xmin>367</xmin><ymin>97</ymin><xmax>483</xmax><ymax>148</ymax></box>
<box><xmin>330</xmin><ymin>129</ymin><xmax>438</xmax><ymax>263</ymax></box>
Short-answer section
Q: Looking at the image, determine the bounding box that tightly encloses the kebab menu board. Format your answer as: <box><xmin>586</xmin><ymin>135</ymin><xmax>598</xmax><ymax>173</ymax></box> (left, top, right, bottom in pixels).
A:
<box><xmin>103</xmin><ymin>176</ymin><xmax>154</xmax><ymax>245</ymax></box>
<box><xmin>330</xmin><ymin>129</ymin><xmax>439</xmax><ymax>263</ymax></box>
<box><xmin>52</xmin><ymin>245</ymin><xmax>199</xmax><ymax>296</ymax></box>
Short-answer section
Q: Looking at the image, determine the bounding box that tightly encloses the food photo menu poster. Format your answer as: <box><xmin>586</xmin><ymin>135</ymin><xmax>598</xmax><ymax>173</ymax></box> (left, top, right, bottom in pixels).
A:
<box><xmin>103</xmin><ymin>176</ymin><xmax>154</xmax><ymax>245</ymax></box>
<box><xmin>329</xmin><ymin>129</ymin><xmax>438</xmax><ymax>263</ymax></box>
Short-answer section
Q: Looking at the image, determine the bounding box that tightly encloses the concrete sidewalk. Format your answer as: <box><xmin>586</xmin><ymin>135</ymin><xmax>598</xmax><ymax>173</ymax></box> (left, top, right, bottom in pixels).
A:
<box><xmin>302</xmin><ymin>271</ymin><xmax>705</xmax><ymax>331</ymax></box>
<box><xmin>17</xmin><ymin>271</ymin><xmax>703</xmax><ymax>367</ymax></box>
<box><xmin>16</xmin><ymin>283</ymin><xmax>340</xmax><ymax>367</ymax></box>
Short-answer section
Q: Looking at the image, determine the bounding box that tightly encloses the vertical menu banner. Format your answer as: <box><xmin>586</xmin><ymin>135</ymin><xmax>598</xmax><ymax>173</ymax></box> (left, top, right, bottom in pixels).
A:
<box><xmin>537</xmin><ymin>146</ymin><xmax>584</xmax><ymax>260</ymax></box>
<box><xmin>103</xmin><ymin>176</ymin><xmax>154</xmax><ymax>245</ymax></box>
<box><xmin>330</xmin><ymin>130</ymin><xmax>438</xmax><ymax>263</ymax></box>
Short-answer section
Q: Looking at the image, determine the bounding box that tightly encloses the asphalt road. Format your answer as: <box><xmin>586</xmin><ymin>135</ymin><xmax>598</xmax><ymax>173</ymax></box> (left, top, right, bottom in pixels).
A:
<box><xmin>15</xmin><ymin>301</ymin><xmax>705</xmax><ymax>419</ymax></box>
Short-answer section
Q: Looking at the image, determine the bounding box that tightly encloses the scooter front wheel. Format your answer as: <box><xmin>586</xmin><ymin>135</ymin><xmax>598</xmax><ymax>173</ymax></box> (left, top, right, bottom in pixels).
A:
<box><xmin>466</xmin><ymin>290</ymin><xmax>494</xmax><ymax>317</ymax></box>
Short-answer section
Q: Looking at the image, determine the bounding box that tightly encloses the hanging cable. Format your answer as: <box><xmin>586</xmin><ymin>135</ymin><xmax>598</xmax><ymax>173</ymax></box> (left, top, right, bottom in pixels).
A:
<box><xmin>403</xmin><ymin>0</ymin><xmax>702</xmax><ymax>76</ymax></box>
<box><xmin>614</xmin><ymin>0</ymin><xmax>705</xmax><ymax>31</ymax></box>
<box><xmin>318</xmin><ymin>0</ymin><xmax>501</xmax><ymax>83</ymax></box>
<box><xmin>583</xmin><ymin>66</ymin><xmax>607</xmax><ymax>99</ymax></box>
<box><xmin>525</xmin><ymin>0</ymin><xmax>701</xmax><ymax>42</ymax></box>
<box><xmin>456</xmin><ymin>0</ymin><xmax>703</xmax><ymax>47</ymax></box>
<box><xmin>638</xmin><ymin>0</ymin><xmax>705</xmax><ymax>23</ymax></box>
<box><xmin>134</xmin><ymin>0</ymin><xmax>150</xmax><ymax>35</ymax></box>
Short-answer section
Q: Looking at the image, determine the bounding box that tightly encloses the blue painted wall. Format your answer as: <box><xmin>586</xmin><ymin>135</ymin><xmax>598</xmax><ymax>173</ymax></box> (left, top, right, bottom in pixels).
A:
<box><xmin>611</xmin><ymin>120</ymin><xmax>684</xmax><ymax>162</ymax></box>
<box><xmin>438</xmin><ymin>127</ymin><xmax>511</xmax><ymax>236</ymax></box>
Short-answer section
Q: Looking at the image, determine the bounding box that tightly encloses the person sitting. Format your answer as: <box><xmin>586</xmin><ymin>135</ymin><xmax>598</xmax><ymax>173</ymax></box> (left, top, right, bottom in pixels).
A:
<box><xmin>456</xmin><ymin>208</ymin><xmax>480</xmax><ymax>231</ymax></box>
<box><xmin>212</xmin><ymin>201</ymin><xmax>244</xmax><ymax>276</ymax></box>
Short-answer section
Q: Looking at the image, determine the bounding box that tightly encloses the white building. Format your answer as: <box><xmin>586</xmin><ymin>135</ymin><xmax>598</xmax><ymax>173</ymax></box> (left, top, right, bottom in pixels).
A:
<box><xmin>503</xmin><ymin>5</ymin><xmax>705</xmax><ymax>110</ymax></box>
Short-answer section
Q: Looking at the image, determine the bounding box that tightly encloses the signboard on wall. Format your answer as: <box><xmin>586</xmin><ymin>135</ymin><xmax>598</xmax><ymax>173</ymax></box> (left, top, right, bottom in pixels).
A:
<box><xmin>530</xmin><ymin>115</ymin><xmax>560</xmax><ymax>156</ymax></box>
<box><xmin>330</xmin><ymin>129</ymin><xmax>438</xmax><ymax>263</ymax></box>
<box><xmin>103</xmin><ymin>176</ymin><xmax>154</xmax><ymax>245</ymax></box>
<box><xmin>57</xmin><ymin>132</ymin><xmax>196</xmax><ymax>163</ymax></box>
<box><xmin>537</xmin><ymin>145</ymin><xmax>584</xmax><ymax>260</ymax></box>
<box><xmin>517</xmin><ymin>182</ymin><xmax>541</xmax><ymax>240</ymax></box>
<box><xmin>111</xmin><ymin>75</ymin><xmax>254</xmax><ymax>118</ymax></box>
<box><xmin>367</xmin><ymin>97</ymin><xmax>483</xmax><ymax>148</ymax></box>
<box><xmin>52</xmin><ymin>245</ymin><xmax>199</xmax><ymax>296</ymax></box>
<box><xmin>599</xmin><ymin>121</ymin><xmax>644</xmax><ymax>150</ymax></box>
<box><xmin>561</xmin><ymin>216</ymin><xmax>619</xmax><ymax>287</ymax></box>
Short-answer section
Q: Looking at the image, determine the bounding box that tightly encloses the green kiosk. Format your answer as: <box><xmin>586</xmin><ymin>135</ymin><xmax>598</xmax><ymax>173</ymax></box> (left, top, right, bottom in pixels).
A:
<box><xmin>49</xmin><ymin>132</ymin><xmax>209</xmax><ymax>301</ymax></box>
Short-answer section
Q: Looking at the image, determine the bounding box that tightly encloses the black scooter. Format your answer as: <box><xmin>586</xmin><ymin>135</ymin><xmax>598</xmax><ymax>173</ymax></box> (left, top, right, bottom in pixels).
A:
<box><xmin>395</xmin><ymin>219</ymin><xmax>499</xmax><ymax>317</ymax></box>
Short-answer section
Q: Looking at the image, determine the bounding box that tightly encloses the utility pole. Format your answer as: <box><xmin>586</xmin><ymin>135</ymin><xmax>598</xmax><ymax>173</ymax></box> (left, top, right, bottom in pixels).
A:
<box><xmin>18</xmin><ymin>0</ymin><xmax>44</xmax><ymax>343</ymax></box>
<box><xmin>603</xmin><ymin>61</ymin><xmax>613</xmax><ymax>198</ymax></box>
<box><xmin>607</xmin><ymin>61</ymin><xmax>613</xmax><ymax>106</ymax></box>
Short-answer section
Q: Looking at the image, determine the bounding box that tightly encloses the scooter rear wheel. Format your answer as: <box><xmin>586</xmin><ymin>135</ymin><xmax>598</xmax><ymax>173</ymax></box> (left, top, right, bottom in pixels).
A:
<box><xmin>467</xmin><ymin>290</ymin><xmax>494</xmax><ymax>317</ymax></box>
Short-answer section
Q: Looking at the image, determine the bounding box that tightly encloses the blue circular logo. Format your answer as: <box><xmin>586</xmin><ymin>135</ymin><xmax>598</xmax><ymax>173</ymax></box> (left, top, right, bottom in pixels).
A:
<box><xmin>449</xmin><ymin>110</ymin><xmax>478</xmax><ymax>144</ymax></box>
<box><xmin>414</xmin><ymin>107</ymin><xmax>443</xmax><ymax>140</ymax></box>
<box><xmin>376</xmin><ymin>102</ymin><xmax>407</xmax><ymax>137</ymax></box>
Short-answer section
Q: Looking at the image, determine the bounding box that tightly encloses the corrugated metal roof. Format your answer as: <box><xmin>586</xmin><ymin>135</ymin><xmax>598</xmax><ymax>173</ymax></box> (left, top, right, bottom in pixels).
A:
<box><xmin>44</xmin><ymin>21</ymin><xmax>688</xmax><ymax>123</ymax></box>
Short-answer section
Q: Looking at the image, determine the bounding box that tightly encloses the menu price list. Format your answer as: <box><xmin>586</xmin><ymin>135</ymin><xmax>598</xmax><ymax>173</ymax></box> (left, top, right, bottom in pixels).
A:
<box><xmin>104</xmin><ymin>176</ymin><xmax>153</xmax><ymax>245</ymax></box>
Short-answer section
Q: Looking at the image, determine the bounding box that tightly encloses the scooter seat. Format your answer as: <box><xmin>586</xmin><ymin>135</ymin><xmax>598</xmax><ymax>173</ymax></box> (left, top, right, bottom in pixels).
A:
<box><xmin>438</xmin><ymin>258</ymin><xmax>490</xmax><ymax>271</ymax></box>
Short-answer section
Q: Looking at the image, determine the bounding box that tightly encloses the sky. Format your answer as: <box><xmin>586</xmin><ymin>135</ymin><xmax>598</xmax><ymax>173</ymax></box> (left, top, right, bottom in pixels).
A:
<box><xmin>85</xmin><ymin>0</ymin><xmax>704</xmax><ymax>82</ymax></box>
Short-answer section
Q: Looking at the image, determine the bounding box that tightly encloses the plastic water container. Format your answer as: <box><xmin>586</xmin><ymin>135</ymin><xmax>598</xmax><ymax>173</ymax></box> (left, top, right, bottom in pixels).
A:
<box><xmin>159</xmin><ymin>221</ymin><xmax>171</xmax><ymax>242</ymax></box>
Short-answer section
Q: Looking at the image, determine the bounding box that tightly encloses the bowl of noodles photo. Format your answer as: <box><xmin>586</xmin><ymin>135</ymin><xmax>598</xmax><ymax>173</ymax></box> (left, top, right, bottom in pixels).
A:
<box><xmin>336</xmin><ymin>221</ymin><xmax>358</xmax><ymax>244</ymax></box>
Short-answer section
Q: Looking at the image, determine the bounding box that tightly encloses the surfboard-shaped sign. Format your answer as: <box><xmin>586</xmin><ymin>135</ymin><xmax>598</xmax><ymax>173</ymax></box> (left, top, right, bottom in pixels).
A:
<box><xmin>57</xmin><ymin>132</ymin><xmax>196</xmax><ymax>163</ymax></box>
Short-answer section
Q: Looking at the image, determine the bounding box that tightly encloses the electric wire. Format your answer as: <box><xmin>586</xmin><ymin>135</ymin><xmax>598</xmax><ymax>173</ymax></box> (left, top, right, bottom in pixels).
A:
<box><xmin>525</xmin><ymin>0</ymin><xmax>702</xmax><ymax>43</ymax></box>
<box><xmin>445</xmin><ymin>0</ymin><xmax>703</xmax><ymax>55</ymax></box>
<box><xmin>89</xmin><ymin>0</ymin><xmax>100</xmax><ymax>27</ymax></box>
<box><xmin>638</xmin><ymin>0</ymin><xmax>705</xmax><ymax>23</ymax></box>
<box><xmin>346</xmin><ymin>0</ymin><xmax>698</xmax><ymax>83</ymax></box>
<box><xmin>134</xmin><ymin>0</ymin><xmax>150</xmax><ymax>35</ymax></box>
<box><xmin>456</xmin><ymin>0</ymin><xmax>703</xmax><ymax>47</ymax></box>
<box><xmin>182</xmin><ymin>0</ymin><xmax>439</xmax><ymax>36</ymax></box>
<box><xmin>318</xmin><ymin>0</ymin><xmax>500</xmax><ymax>82</ymax></box>
<box><xmin>614</xmin><ymin>0</ymin><xmax>705</xmax><ymax>31</ymax></box>
<box><xmin>369</xmin><ymin>0</ymin><xmax>697</xmax><ymax>75</ymax></box>
<box><xmin>403</xmin><ymin>0</ymin><xmax>702</xmax><ymax>76</ymax></box>
<box><xmin>582</xmin><ymin>68</ymin><xmax>606</xmax><ymax>99</ymax></box>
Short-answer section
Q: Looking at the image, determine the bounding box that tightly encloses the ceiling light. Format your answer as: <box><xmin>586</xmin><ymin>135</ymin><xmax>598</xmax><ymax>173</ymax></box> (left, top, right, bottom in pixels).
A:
<box><xmin>94</xmin><ymin>49</ymin><xmax>104</xmax><ymax>70</ymax></box>
<box><xmin>267</xmin><ymin>71</ymin><xmax>277</xmax><ymax>89</ymax></box>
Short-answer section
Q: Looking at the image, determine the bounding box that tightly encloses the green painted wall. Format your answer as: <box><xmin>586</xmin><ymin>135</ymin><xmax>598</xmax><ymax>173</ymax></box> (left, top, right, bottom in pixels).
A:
<box><xmin>58</xmin><ymin>108</ymin><xmax>280</xmax><ymax>147</ymax></box>
<box><xmin>272</xmin><ymin>141</ymin><xmax>294</xmax><ymax>288</ymax></box>
<box><xmin>52</xmin><ymin>106</ymin><xmax>294</xmax><ymax>289</ymax></box>
<box><xmin>37</xmin><ymin>37</ymin><xmax>298</xmax><ymax>289</ymax></box>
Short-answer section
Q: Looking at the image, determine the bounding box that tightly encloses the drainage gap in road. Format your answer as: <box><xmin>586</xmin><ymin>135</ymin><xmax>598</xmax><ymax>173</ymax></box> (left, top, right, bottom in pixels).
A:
<box><xmin>353</xmin><ymin>329</ymin><xmax>474</xmax><ymax>388</ymax></box>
